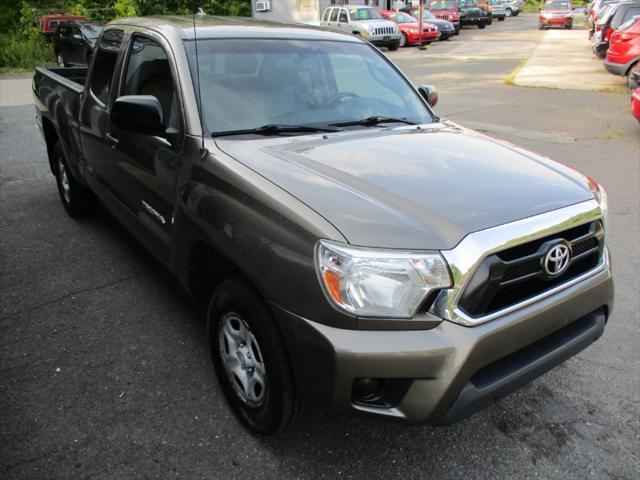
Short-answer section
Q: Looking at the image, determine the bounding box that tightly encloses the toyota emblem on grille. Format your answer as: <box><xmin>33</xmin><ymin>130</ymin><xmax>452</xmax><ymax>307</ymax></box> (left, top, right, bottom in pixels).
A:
<box><xmin>543</xmin><ymin>243</ymin><xmax>571</xmax><ymax>277</ymax></box>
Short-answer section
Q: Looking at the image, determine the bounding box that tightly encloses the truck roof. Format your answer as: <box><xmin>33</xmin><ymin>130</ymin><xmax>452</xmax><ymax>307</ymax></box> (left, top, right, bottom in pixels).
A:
<box><xmin>108</xmin><ymin>15</ymin><xmax>359</xmax><ymax>42</ymax></box>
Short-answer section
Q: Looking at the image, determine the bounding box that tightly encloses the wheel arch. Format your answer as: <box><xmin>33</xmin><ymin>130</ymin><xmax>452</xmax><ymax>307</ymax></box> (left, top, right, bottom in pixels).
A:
<box><xmin>625</xmin><ymin>58</ymin><xmax>639</xmax><ymax>77</ymax></box>
<box><xmin>41</xmin><ymin>116</ymin><xmax>60</xmax><ymax>175</ymax></box>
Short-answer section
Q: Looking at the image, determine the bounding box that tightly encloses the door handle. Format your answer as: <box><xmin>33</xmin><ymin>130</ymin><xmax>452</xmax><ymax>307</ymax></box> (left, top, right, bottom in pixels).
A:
<box><xmin>105</xmin><ymin>132</ymin><xmax>119</xmax><ymax>148</ymax></box>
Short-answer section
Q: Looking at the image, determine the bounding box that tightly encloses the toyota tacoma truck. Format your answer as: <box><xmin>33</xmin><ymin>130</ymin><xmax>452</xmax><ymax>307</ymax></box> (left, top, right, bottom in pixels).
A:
<box><xmin>33</xmin><ymin>16</ymin><xmax>614</xmax><ymax>435</ymax></box>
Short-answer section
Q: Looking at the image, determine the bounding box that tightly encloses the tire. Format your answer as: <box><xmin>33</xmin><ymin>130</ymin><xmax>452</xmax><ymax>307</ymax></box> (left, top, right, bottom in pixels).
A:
<box><xmin>513</xmin><ymin>11</ymin><xmax>519</xmax><ymax>16</ymax></box>
<box><xmin>506</xmin><ymin>8</ymin><xmax>513</xmax><ymax>17</ymax></box>
<box><xmin>539</xmin><ymin>24</ymin><xmax>545</xmax><ymax>30</ymax></box>
<box><xmin>399</xmin><ymin>33</ymin><xmax>407</xmax><ymax>48</ymax></box>
<box><xmin>56</xmin><ymin>52</ymin><xmax>66</xmax><ymax>68</ymax></box>
<box><xmin>498</xmin><ymin>17</ymin><xmax>505</xmax><ymax>21</ymax></box>
<box><xmin>387</xmin><ymin>41</ymin><xmax>400</xmax><ymax>51</ymax></box>
<box><xmin>478</xmin><ymin>22</ymin><xmax>486</xmax><ymax>29</ymax></box>
<box><xmin>208</xmin><ymin>279</ymin><xmax>302</xmax><ymax>435</ymax></box>
<box><xmin>565</xmin><ymin>22</ymin><xmax>572</xmax><ymax>29</ymax></box>
<box><xmin>455</xmin><ymin>26</ymin><xmax>460</xmax><ymax>35</ymax></box>
<box><xmin>53</xmin><ymin>142</ymin><xmax>96</xmax><ymax>217</ymax></box>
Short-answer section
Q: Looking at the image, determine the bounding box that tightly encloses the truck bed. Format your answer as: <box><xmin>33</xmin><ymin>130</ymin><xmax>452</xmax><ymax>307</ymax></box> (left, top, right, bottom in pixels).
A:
<box><xmin>34</xmin><ymin>67</ymin><xmax>88</xmax><ymax>93</ymax></box>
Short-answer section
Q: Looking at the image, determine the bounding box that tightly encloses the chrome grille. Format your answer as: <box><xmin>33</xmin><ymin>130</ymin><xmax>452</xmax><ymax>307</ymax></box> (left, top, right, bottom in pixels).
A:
<box><xmin>458</xmin><ymin>221</ymin><xmax>604</xmax><ymax>318</ymax></box>
<box><xmin>373</xmin><ymin>26</ymin><xmax>395</xmax><ymax>35</ymax></box>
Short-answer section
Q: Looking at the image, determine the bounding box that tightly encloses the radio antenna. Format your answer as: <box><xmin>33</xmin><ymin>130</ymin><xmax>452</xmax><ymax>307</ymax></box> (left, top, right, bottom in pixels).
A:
<box><xmin>193</xmin><ymin>7</ymin><xmax>208</xmax><ymax>159</ymax></box>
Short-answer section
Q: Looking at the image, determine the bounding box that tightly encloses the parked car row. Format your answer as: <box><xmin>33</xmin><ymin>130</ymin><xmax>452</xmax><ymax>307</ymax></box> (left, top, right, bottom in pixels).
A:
<box><xmin>585</xmin><ymin>0</ymin><xmax>639</xmax><ymax>121</ymax></box>
<box><xmin>320</xmin><ymin>1</ymin><xmax>523</xmax><ymax>50</ymax></box>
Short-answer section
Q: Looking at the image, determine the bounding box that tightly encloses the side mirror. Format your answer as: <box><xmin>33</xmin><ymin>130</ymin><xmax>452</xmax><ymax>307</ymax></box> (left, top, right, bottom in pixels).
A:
<box><xmin>418</xmin><ymin>85</ymin><xmax>439</xmax><ymax>108</ymax></box>
<box><xmin>111</xmin><ymin>95</ymin><xmax>165</xmax><ymax>136</ymax></box>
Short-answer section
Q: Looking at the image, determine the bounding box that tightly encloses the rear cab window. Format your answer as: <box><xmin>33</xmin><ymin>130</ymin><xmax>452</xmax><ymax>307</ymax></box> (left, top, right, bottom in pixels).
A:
<box><xmin>88</xmin><ymin>29</ymin><xmax>124</xmax><ymax>105</ymax></box>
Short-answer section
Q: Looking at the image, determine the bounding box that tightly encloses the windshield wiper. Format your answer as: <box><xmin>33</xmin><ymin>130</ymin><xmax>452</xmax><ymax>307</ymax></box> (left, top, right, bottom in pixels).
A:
<box><xmin>212</xmin><ymin>124</ymin><xmax>341</xmax><ymax>137</ymax></box>
<box><xmin>329</xmin><ymin>116</ymin><xmax>418</xmax><ymax>128</ymax></box>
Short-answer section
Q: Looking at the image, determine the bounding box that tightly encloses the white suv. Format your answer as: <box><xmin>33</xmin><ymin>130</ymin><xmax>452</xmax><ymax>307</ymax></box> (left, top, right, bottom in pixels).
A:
<box><xmin>320</xmin><ymin>5</ymin><xmax>402</xmax><ymax>50</ymax></box>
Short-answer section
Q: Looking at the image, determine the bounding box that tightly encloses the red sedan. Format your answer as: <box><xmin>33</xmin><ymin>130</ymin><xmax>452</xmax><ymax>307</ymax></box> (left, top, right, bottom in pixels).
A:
<box><xmin>380</xmin><ymin>10</ymin><xmax>439</xmax><ymax>47</ymax></box>
<box><xmin>538</xmin><ymin>1</ymin><xmax>574</xmax><ymax>30</ymax></box>
<box><xmin>632</xmin><ymin>88</ymin><xmax>640</xmax><ymax>123</ymax></box>
<box><xmin>604</xmin><ymin>17</ymin><xmax>640</xmax><ymax>81</ymax></box>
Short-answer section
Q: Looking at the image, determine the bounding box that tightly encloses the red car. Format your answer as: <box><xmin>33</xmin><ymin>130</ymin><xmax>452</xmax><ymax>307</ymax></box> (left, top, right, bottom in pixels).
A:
<box><xmin>632</xmin><ymin>88</ymin><xmax>640</xmax><ymax>123</ymax></box>
<box><xmin>380</xmin><ymin>11</ymin><xmax>439</xmax><ymax>47</ymax></box>
<box><xmin>539</xmin><ymin>1</ymin><xmax>574</xmax><ymax>30</ymax></box>
<box><xmin>604</xmin><ymin>17</ymin><xmax>640</xmax><ymax>81</ymax></box>
<box><xmin>428</xmin><ymin>1</ymin><xmax>461</xmax><ymax>35</ymax></box>
<box><xmin>38</xmin><ymin>14</ymin><xmax>86</xmax><ymax>37</ymax></box>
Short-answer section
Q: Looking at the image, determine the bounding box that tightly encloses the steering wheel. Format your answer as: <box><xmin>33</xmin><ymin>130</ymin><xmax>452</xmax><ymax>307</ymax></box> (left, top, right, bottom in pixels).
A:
<box><xmin>326</xmin><ymin>91</ymin><xmax>360</xmax><ymax>108</ymax></box>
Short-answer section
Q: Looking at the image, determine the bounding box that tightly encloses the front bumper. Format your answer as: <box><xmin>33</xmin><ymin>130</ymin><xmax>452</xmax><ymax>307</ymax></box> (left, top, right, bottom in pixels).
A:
<box><xmin>273</xmin><ymin>258</ymin><xmax>613</xmax><ymax>425</ymax></box>
<box><xmin>368</xmin><ymin>33</ymin><xmax>402</xmax><ymax>47</ymax></box>
<box><xmin>407</xmin><ymin>31</ymin><xmax>439</xmax><ymax>43</ymax></box>
<box><xmin>539</xmin><ymin>16</ymin><xmax>572</xmax><ymax>26</ymax></box>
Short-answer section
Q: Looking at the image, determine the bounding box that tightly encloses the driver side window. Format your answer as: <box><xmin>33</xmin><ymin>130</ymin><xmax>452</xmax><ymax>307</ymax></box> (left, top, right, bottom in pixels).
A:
<box><xmin>122</xmin><ymin>35</ymin><xmax>182</xmax><ymax>145</ymax></box>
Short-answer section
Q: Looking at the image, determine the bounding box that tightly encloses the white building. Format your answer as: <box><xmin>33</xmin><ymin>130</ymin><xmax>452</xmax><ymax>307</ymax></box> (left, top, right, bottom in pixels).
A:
<box><xmin>251</xmin><ymin>0</ymin><xmax>418</xmax><ymax>24</ymax></box>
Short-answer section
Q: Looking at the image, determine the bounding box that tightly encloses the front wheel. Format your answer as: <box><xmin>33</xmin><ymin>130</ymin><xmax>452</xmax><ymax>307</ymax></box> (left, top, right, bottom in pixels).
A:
<box><xmin>53</xmin><ymin>142</ymin><xmax>96</xmax><ymax>217</ymax></box>
<box><xmin>399</xmin><ymin>33</ymin><xmax>407</xmax><ymax>48</ymax></box>
<box><xmin>478</xmin><ymin>22</ymin><xmax>486</xmax><ymax>29</ymax></box>
<box><xmin>539</xmin><ymin>24</ymin><xmax>545</xmax><ymax>30</ymax></box>
<box><xmin>208</xmin><ymin>279</ymin><xmax>302</xmax><ymax>435</ymax></box>
<box><xmin>565</xmin><ymin>22</ymin><xmax>573</xmax><ymax>29</ymax></box>
<box><xmin>498</xmin><ymin>17</ymin><xmax>505</xmax><ymax>21</ymax></box>
<box><xmin>387</xmin><ymin>41</ymin><xmax>400</xmax><ymax>51</ymax></box>
<box><xmin>454</xmin><ymin>26</ymin><xmax>460</xmax><ymax>35</ymax></box>
<box><xmin>506</xmin><ymin>8</ymin><xmax>512</xmax><ymax>17</ymax></box>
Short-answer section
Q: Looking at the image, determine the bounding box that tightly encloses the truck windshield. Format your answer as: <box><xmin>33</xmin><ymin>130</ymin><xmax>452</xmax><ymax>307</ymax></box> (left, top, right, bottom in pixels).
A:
<box><xmin>184</xmin><ymin>39</ymin><xmax>433</xmax><ymax>136</ymax></box>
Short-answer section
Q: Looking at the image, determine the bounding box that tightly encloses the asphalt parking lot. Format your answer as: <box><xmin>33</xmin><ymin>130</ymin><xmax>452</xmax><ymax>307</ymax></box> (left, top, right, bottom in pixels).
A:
<box><xmin>1</xmin><ymin>13</ymin><xmax>639</xmax><ymax>480</ymax></box>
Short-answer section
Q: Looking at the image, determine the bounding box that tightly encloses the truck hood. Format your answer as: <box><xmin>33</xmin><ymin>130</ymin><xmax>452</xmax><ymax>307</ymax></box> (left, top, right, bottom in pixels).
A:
<box><xmin>356</xmin><ymin>19</ymin><xmax>398</xmax><ymax>29</ymax></box>
<box><xmin>215</xmin><ymin>123</ymin><xmax>594</xmax><ymax>250</ymax></box>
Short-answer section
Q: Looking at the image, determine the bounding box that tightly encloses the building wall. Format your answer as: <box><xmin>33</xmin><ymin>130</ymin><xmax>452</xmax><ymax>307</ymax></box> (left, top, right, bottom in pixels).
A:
<box><xmin>251</xmin><ymin>0</ymin><xmax>408</xmax><ymax>24</ymax></box>
<box><xmin>252</xmin><ymin>0</ymin><xmax>321</xmax><ymax>24</ymax></box>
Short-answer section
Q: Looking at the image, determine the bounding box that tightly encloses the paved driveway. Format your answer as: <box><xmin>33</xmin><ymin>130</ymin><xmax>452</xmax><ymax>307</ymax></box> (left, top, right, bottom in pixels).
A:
<box><xmin>1</xmin><ymin>14</ymin><xmax>639</xmax><ymax>480</ymax></box>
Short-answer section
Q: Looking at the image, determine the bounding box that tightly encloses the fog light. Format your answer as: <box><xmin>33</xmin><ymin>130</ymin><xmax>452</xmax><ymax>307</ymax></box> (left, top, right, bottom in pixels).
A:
<box><xmin>354</xmin><ymin>378</ymin><xmax>382</xmax><ymax>401</ymax></box>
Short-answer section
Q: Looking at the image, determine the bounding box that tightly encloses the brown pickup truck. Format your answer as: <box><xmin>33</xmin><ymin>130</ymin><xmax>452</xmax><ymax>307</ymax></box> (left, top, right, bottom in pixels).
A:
<box><xmin>34</xmin><ymin>15</ymin><xmax>613</xmax><ymax>435</ymax></box>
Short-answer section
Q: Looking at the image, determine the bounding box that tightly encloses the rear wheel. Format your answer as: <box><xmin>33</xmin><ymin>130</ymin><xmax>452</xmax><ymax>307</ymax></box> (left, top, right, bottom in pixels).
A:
<box><xmin>208</xmin><ymin>279</ymin><xmax>302</xmax><ymax>435</ymax></box>
<box><xmin>565</xmin><ymin>22</ymin><xmax>573</xmax><ymax>29</ymax></box>
<box><xmin>56</xmin><ymin>52</ymin><xmax>66</xmax><ymax>68</ymax></box>
<box><xmin>498</xmin><ymin>16</ymin><xmax>505</xmax><ymax>21</ymax></box>
<box><xmin>455</xmin><ymin>26</ymin><xmax>460</xmax><ymax>35</ymax></box>
<box><xmin>53</xmin><ymin>142</ymin><xmax>96</xmax><ymax>217</ymax></box>
<box><xmin>539</xmin><ymin>23</ymin><xmax>545</xmax><ymax>30</ymax></box>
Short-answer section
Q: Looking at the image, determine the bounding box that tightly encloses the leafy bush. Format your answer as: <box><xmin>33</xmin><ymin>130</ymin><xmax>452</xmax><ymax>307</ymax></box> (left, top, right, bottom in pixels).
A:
<box><xmin>0</xmin><ymin>1</ymin><xmax>251</xmax><ymax>71</ymax></box>
<box><xmin>0</xmin><ymin>33</ymin><xmax>55</xmax><ymax>71</ymax></box>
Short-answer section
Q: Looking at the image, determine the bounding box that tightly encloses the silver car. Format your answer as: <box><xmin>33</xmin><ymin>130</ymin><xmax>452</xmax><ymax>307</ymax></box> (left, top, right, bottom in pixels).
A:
<box><xmin>321</xmin><ymin>5</ymin><xmax>402</xmax><ymax>50</ymax></box>
<box><xmin>488</xmin><ymin>0</ymin><xmax>507</xmax><ymax>20</ymax></box>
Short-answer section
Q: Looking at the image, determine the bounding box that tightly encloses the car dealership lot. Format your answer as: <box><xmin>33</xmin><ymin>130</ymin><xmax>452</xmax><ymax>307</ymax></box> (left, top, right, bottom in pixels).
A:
<box><xmin>1</xmin><ymin>14</ymin><xmax>638</xmax><ymax>480</ymax></box>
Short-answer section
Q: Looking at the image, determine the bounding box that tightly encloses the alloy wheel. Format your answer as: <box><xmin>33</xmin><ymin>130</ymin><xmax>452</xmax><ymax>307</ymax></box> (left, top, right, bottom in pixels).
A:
<box><xmin>58</xmin><ymin>158</ymin><xmax>71</xmax><ymax>204</ymax></box>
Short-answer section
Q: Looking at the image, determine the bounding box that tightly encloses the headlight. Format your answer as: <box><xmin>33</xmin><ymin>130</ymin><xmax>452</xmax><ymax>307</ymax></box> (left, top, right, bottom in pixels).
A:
<box><xmin>409</xmin><ymin>28</ymin><xmax>419</xmax><ymax>33</ymax></box>
<box><xmin>315</xmin><ymin>240</ymin><xmax>452</xmax><ymax>318</ymax></box>
<box><xmin>588</xmin><ymin>178</ymin><xmax>608</xmax><ymax>235</ymax></box>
